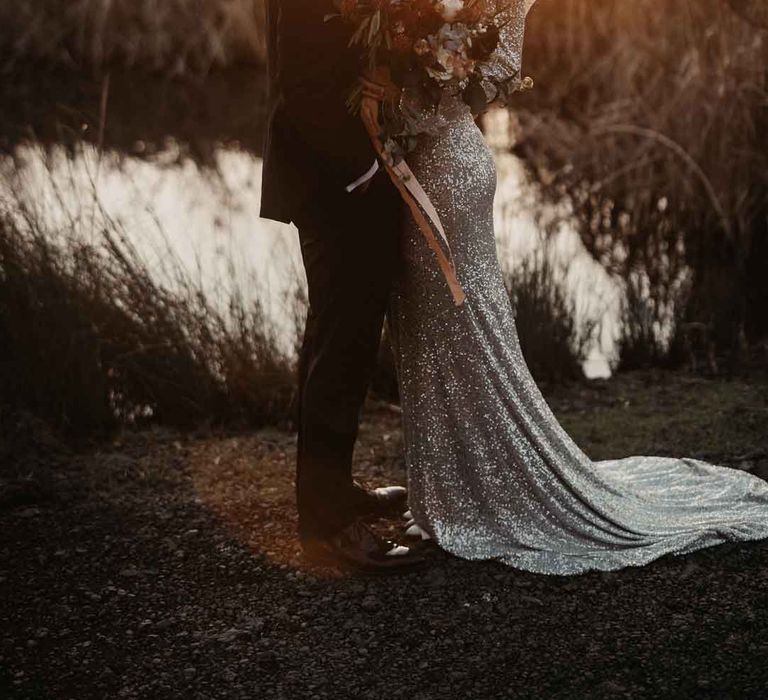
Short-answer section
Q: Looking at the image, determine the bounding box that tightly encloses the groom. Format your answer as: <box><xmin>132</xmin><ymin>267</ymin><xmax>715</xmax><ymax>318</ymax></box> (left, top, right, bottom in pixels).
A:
<box><xmin>260</xmin><ymin>0</ymin><xmax>421</xmax><ymax>572</ymax></box>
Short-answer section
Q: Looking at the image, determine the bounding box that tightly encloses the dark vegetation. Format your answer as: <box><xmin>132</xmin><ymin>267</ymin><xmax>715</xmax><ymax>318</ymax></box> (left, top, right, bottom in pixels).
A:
<box><xmin>518</xmin><ymin>0</ymin><xmax>768</xmax><ymax>372</ymax></box>
<box><xmin>504</xmin><ymin>254</ymin><xmax>593</xmax><ymax>383</ymax></box>
<box><xmin>0</xmin><ymin>0</ymin><xmax>266</xmax><ymax>74</ymax></box>
<box><xmin>0</xmin><ymin>207</ymin><xmax>294</xmax><ymax>443</ymax></box>
<box><xmin>0</xmin><ymin>65</ymin><xmax>269</xmax><ymax>161</ymax></box>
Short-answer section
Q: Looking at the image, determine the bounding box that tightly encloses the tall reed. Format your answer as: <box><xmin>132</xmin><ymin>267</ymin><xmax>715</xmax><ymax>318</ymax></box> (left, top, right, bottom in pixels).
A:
<box><xmin>504</xmin><ymin>255</ymin><xmax>593</xmax><ymax>383</ymax></box>
<box><xmin>0</xmin><ymin>197</ymin><xmax>293</xmax><ymax>442</ymax></box>
<box><xmin>517</xmin><ymin>0</ymin><xmax>768</xmax><ymax>370</ymax></box>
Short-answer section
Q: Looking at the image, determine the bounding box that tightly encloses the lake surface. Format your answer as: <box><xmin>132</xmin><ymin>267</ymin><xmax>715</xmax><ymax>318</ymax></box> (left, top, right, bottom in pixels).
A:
<box><xmin>1</xmin><ymin>69</ymin><xmax>618</xmax><ymax>377</ymax></box>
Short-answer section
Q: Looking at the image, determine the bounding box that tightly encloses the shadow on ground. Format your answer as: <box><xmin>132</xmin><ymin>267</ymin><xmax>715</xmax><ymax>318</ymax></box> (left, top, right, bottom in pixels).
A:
<box><xmin>2</xmin><ymin>371</ymin><xmax>768</xmax><ymax>699</ymax></box>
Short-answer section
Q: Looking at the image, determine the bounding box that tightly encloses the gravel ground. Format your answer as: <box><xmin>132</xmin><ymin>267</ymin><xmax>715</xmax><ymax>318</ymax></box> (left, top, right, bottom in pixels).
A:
<box><xmin>2</xmin><ymin>371</ymin><xmax>768</xmax><ymax>699</ymax></box>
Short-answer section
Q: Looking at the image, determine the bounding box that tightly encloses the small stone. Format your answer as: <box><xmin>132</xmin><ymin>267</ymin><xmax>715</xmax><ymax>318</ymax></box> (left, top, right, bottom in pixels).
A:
<box><xmin>361</xmin><ymin>596</ymin><xmax>379</xmax><ymax>612</ymax></box>
<box><xmin>217</xmin><ymin>628</ymin><xmax>239</xmax><ymax>643</ymax></box>
<box><xmin>243</xmin><ymin>617</ymin><xmax>265</xmax><ymax>632</ymax></box>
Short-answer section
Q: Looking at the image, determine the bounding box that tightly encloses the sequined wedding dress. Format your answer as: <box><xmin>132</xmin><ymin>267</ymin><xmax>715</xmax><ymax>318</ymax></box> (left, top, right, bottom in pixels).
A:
<box><xmin>387</xmin><ymin>0</ymin><xmax>768</xmax><ymax>575</ymax></box>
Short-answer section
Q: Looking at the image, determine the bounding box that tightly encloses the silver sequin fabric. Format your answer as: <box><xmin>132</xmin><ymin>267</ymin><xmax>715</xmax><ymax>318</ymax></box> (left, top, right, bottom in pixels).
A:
<box><xmin>388</xmin><ymin>0</ymin><xmax>768</xmax><ymax>575</ymax></box>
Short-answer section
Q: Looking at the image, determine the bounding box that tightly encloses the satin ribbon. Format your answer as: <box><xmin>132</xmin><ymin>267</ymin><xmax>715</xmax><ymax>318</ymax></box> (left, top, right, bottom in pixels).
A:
<box><xmin>360</xmin><ymin>100</ymin><xmax>466</xmax><ymax>306</ymax></box>
<box><xmin>386</xmin><ymin>150</ymin><xmax>466</xmax><ymax>306</ymax></box>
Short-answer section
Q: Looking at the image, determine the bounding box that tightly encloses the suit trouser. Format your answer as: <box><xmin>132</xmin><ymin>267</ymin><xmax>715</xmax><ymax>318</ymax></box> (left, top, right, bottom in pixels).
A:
<box><xmin>291</xmin><ymin>171</ymin><xmax>401</xmax><ymax>539</ymax></box>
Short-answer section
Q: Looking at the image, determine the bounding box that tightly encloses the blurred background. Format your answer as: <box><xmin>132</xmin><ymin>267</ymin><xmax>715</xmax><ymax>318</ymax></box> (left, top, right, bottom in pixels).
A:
<box><xmin>0</xmin><ymin>0</ymin><xmax>766</xmax><ymax>442</ymax></box>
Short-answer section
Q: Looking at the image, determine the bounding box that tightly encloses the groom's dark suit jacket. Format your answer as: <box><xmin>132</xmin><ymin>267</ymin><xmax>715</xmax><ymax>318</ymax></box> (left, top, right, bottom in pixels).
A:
<box><xmin>260</xmin><ymin>0</ymin><xmax>377</xmax><ymax>223</ymax></box>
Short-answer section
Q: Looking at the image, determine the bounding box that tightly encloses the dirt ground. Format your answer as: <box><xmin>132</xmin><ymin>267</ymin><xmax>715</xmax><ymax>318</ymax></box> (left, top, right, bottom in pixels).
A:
<box><xmin>2</xmin><ymin>370</ymin><xmax>768</xmax><ymax>699</ymax></box>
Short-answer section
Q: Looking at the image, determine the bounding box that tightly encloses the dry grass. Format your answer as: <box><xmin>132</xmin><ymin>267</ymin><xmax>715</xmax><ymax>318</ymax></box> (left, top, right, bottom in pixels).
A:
<box><xmin>0</xmin><ymin>178</ymin><xmax>593</xmax><ymax>441</ymax></box>
<box><xmin>517</xmin><ymin>0</ymin><xmax>768</xmax><ymax>370</ymax></box>
<box><xmin>0</xmin><ymin>194</ymin><xmax>294</xmax><ymax>442</ymax></box>
<box><xmin>0</xmin><ymin>0</ymin><xmax>266</xmax><ymax>74</ymax></box>
<box><xmin>504</xmin><ymin>253</ymin><xmax>594</xmax><ymax>382</ymax></box>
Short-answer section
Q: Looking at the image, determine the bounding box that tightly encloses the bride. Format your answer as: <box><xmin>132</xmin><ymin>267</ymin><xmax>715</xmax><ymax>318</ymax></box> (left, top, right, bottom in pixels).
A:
<box><xmin>375</xmin><ymin>0</ymin><xmax>768</xmax><ymax>575</ymax></box>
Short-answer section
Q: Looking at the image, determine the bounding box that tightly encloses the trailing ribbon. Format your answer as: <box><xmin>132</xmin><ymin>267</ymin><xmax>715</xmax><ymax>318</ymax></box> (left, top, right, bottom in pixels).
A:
<box><xmin>359</xmin><ymin>90</ymin><xmax>466</xmax><ymax>306</ymax></box>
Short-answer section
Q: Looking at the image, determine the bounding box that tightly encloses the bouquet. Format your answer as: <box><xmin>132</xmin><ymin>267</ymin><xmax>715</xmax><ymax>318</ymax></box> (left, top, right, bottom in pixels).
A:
<box><xmin>325</xmin><ymin>1</ymin><xmax>533</xmax><ymax>307</ymax></box>
<box><xmin>327</xmin><ymin>0</ymin><xmax>532</xmax><ymax>160</ymax></box>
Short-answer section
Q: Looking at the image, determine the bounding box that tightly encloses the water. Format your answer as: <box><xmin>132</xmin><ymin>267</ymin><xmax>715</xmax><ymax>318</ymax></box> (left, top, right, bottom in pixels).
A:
<box><xmin>1</xmin><ymin>70</ymin><xmax>618</xmax><ymax>378</ymax></box>
<box><xmin>4</xmin><ymin>142</ymin><xmax>306</xmax><ymax>350</ymax></box>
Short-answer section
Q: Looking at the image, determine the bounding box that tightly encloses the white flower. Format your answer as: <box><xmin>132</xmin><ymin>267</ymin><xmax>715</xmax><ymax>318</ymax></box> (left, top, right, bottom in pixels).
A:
<box><xmin>426</xmin><ymin>24</ymin><xmax>474</xmax><ymax>82</ymax></box>
<box><xmin>437</xmin><ymin>0</ymin><xmax>464</xmax><ymax>22</ymax></box>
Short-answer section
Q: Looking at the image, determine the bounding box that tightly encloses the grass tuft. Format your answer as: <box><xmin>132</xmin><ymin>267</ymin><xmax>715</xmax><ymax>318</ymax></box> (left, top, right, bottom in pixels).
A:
<box><xmin>504</xmin><ymin>254</ymin><xmax>593</xmax><ymax>383</ymax></box>
<box><xmin>0</xmin><ymin>196</ymin><xmax>294</xmax><ymax>443</ymax></box>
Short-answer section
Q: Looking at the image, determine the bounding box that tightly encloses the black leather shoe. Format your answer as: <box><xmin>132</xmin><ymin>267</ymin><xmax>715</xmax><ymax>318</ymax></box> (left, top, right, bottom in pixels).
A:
<box><xmin>301</xmin><ymin>519</ymin><xmax>425</xmax><ymax>574</ymax></box>
<box><xmin>352</xmin><ymin>480</ymin><xmax>408</xmax><ymax>519</ymax></box>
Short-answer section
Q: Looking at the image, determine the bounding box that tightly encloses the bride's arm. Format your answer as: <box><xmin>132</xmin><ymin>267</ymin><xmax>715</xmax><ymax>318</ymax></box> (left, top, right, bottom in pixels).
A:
<box><xmin>477</xmin><ymin>0</ymin><xmax>532</xmax><ymax>110</ymax></box>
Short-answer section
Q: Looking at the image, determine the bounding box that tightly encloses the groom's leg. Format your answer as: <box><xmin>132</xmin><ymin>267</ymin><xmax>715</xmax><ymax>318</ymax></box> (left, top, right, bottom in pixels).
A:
<box><xmin>292</xmin><ymin>173</ymin><xmax>400</xmax><ymax>539</ymax></box>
